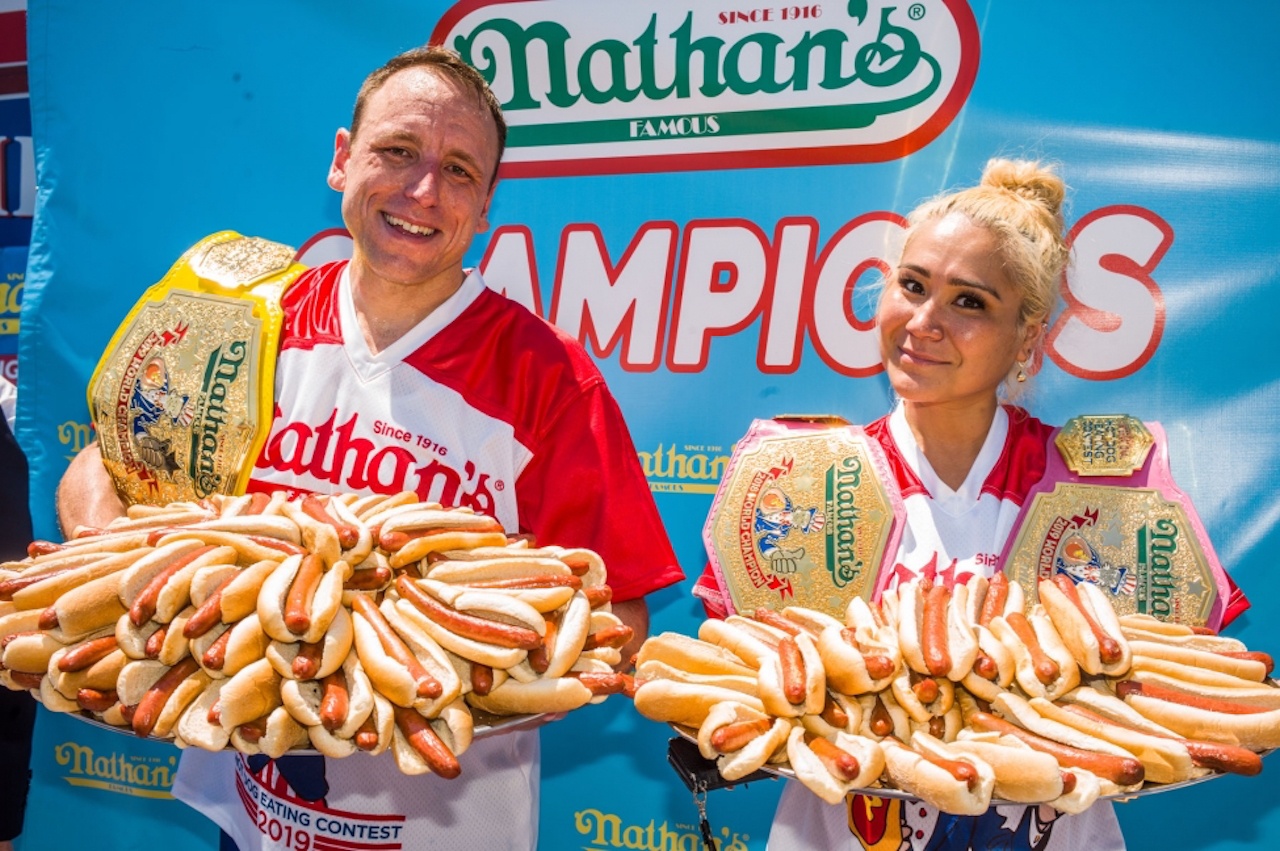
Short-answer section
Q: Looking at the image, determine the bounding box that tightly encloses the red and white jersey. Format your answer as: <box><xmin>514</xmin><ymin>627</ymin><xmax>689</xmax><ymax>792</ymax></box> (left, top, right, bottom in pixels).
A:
<box><xmin>872</xmin><ymin>404</ymin><xmax>1051</xmax><ymax>590</ymax></box>
<box><xmin>174</xmin><ymin>261</ymin><xmax>682</xmax><ymax>851</ymax></box>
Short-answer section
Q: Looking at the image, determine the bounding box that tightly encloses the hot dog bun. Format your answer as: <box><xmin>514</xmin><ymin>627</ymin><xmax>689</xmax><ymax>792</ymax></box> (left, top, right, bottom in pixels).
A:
<box><xmin>881</xmin><ymin>732</ymin><xmax>995</xmax><ymax>816</ymax></box>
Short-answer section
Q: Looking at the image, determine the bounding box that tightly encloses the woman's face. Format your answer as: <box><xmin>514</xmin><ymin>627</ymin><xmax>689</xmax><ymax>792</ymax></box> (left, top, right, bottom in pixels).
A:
<box><xmin>877</xmin><ymin>212</ymin><xmax>1040</xmax><ymax>409</ymax></box>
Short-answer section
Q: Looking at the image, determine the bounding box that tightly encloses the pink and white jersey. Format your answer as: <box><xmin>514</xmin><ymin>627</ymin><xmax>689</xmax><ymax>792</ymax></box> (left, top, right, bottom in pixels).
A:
<box><xmin>767</xmin><ymin>403</ymin><xmax>1125</xmax><ymax>851</ymax></box>
<box><xmin>174</xmin><ymin>261</ymin><xmax>682</xmax><ymax>851</ymax></box>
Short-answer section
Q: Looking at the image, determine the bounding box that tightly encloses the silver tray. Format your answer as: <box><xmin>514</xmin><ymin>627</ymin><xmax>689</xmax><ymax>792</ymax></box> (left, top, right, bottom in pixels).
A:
<box><xmin>671</xmin><ymin>724</ymin><xmax>1272</xmax><ymax>803</ymax></box>
<box><xmin>66</xmin><ymin>708</ymin><xmax>545</xmax><ymax>753</ymax></box>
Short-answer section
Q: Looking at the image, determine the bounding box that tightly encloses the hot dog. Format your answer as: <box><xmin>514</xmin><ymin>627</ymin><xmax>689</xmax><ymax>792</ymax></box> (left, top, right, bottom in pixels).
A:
<box><xmin>205</xmin><ymin>657</ymin><xmax>284</xmax><ymax>733</ymax></box>
<box><xmin>1127</xmin><ymin>639</ymin><xmax>1271</xmax><ymax>682</ymax></box>
<box><xmin>117</xmin><ymin>657</ymin><xmax>212</xmax><ymax>739</ymax></box>
<box><xmin>389</xmin><ymin>698</ymin><xmax>473</xmax><ymax>778</ymax></box>
<box><xmin>379</xmin><ymin>508</ymin><xmax>508</xmax><ymax>570</ymax></box>
<box><xmin>633</xmin><ymin>659</ymin><xmax>759</xmax><ymax>702</ymax></box>
<box><xmin>391</xmin><ymin>576</ymin><xmax>545</xmax><ymax>669</ymax></box>
<box><xmin>856</xmin><ymin>690</ymin><xmax>913</xmax><ymax>741</ymax></box>
<box><xmin>257</xmin><ymin>553</ymin><xmax>351</xmax><ymax>644</ymax></box>
<box><xmin>351</xmin><ymin>596</ymin><xmax>461</xmax><ymax>714</ymax></box>
<box><xmin>120</xmin><ymin>542</ymin><xmax>239</xmax><ymax>628</ymax></box>
<box><xmin>192</xmin><ymin>612</ymin><xmax>272</xmax><ymax>678</ymax></box>
<box><xmin>945</xmin><ymin>729</ymin><xmax>1068</xmax><ymax>805</ymax></box>
<box><xmin>988</xmin><ymin>604</ymin><xmax>1081</xmax><ymax>701</ymax></box>
<box><xmin>264</xmin><ymin>606</ymin><xmax>354</xmax><ymax>681</ymax></box>
<box><xmin>786</xmin><ymin>726</ymin><xmax>885</xmax><ymax>804</ymax></box>
<box><xmin>1118</xmin><ymin>613</ymin><xmax>1250</xmax><ymax>654</ymax></box>
<box><xmin>696</xmin><ymin>700</ymin><xmax>792</xmax><ymax>781</ymax></box>
<box><xmin>959</xmin><ymin>574</ymin><xmax>1021</xmax><ymax>701</ymax></box>
<box><xmin>281</xmin><ymin>653</ymin><xmax>377</xmax><ymax>757</ymax></box>
<box><xmin>813</xmin><ymin>597</ymin><xmax>901</xmax><ymax>696</ymax></box>
<box><xmin>758</xmin><ymin>631</ymin><xmax>826</xmax><ymax>718</ymax></box>
<box><xmin>880</xmin><ymin>732</ymin><xmax>995</xmax><ymax>816</ymax></box>
<box><xmin>229</xmin><ymin>706</ymin><xmax>312</xmax><ymax>758</ymax></box>
<box><xmin>632</xmin><ymin>677</ymin><xmax>768</xmax><ymax>730</ymax></box>
<box><xmin>183</xmin><ymin>558</ymin><xmax>278</xmax><ymax>639</ymax></box>
<box><xmin>634</xmin><ymin>632</ymin><xmax>757</xmax><ymax>679</ymax></box>
<box><xmin>1038</xmin><ymin>576</ymin><xmax>1132</xmax><ymax>677</ymax></box>
<box><xmin>1114</xmin><ymin>677</ymin><xmax>1280</xmax><ymax>750</ymax></box>
<box><xmin>892</xmin><ymin>577</ymin><xmax>979</xmax><ymax>683</ymax></box>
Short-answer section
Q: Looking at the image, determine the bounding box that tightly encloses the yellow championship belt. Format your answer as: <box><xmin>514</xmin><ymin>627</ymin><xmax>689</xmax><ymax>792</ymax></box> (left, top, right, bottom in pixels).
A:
<box><xmin>87</xmin><ymin>231</ymin><xmax>307</xmax><ymax>506</ymax></box>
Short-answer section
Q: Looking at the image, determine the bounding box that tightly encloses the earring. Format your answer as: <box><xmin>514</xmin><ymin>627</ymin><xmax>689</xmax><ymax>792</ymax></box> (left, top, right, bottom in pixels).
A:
<box><xmin>1016</xmin><ymin>360</ymin><xmax>1028</xmax><ymax>383</ymax></box>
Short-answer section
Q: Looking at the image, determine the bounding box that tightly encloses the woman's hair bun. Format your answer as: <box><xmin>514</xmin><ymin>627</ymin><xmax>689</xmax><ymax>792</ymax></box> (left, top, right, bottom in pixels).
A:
<box><xmin>980</xmin><ymin>158</ymin><xmax>1066</xmax><ymax>222</ymax></box>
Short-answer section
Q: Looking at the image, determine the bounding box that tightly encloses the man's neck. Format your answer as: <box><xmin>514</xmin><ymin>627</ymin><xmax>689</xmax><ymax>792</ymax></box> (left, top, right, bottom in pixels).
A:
<box><xmin>349</xmin><ymin>265</ymin><xmax>467</xmax><ymax>355</ymax></box>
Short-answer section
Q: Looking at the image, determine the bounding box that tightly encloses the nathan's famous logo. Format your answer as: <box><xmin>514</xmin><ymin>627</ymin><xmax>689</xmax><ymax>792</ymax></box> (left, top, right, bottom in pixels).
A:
<box><xmin>53</xmin><ymin>740</ymin><xmax>179</xmax><ymax>799</ymax></box>
<box><xmin>433</xmin><ymin>0</ymin><xmax>979</xmax><ymax>176</ymax></box>
<box><xmin>255</xmin><ymin>407</ymin><xmax>497</xmax><ymax>514</ymax></box>
<box><xmin>575</xmin><ymin>807</ymin><xmax>749</xmax><ymax>851</ymax></box>
<box><xmin>1135</xmin><ymin>517</ymin><xmax>1182</xmax><ymax>619</ymax></box>
<box><xmin>638</xmin><ymin>440</ymin><xmax>730</xmax><ymax>494</ymax></box>
<box><xmin>823</xmin><ymin>453</ymin><xmax>866</xmax><ymax>590</ymax></box>
<box><xmin>189</xmin><ymin>340</ymin><xmax>250</xmax><ymax>497</ymax></box>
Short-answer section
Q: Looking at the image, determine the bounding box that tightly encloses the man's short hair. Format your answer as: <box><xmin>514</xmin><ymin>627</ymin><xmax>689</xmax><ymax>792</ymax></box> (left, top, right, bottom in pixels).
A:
<box><xmin>349</xmin><ymin>45</ymin><xmax>507</xmax><ymax>177</ymax></box>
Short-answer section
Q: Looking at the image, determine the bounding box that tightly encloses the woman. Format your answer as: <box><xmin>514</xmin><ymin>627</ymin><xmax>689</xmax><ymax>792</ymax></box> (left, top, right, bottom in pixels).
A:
<box><xmin>766</xmin><ymin>159</ymin><xmax>1126</xmax><ymax>849</ymax></box>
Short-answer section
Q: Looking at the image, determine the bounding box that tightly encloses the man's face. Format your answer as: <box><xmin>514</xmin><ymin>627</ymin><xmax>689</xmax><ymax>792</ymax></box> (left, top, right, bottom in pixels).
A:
<box><xmin>328</xmin><ymin>66</ymin><xmax>500</xmax><ymax>293</ymax></box>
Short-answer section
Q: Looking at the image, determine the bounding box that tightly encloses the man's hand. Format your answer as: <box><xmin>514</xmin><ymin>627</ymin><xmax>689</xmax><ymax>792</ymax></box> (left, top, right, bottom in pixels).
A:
<box><xmin>56</xmin><ymin>442</ymin><xmax>127</xmax><ymax>538</ymax></box>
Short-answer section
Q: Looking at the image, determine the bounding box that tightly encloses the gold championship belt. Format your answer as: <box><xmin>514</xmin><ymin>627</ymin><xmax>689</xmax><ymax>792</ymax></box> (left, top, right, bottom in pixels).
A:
<box><xmin>88</xmin><ymin>231</ymin><xmax>306</xmax><ymax>506</ymax></box>
<box><xmin>702</xmin><ymin>415</ymin><xmax>904</xmax><ymax>620</ymax></box>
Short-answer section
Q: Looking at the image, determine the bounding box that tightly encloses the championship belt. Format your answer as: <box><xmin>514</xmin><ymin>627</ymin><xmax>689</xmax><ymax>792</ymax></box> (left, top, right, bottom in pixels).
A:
<box><xmin>702</xmin><ymin>415</ymin><xmax>904</xmax><ymax>620</ymax></box>
<box><xmin>999</xmin><ymin>414</ymin><xmax>1241</xmax><ymax>630</ymax></box>
<box><xmin>87</xmin><ymin>231</ymin><xmax>306</xmax><ymax>506</ymax></box>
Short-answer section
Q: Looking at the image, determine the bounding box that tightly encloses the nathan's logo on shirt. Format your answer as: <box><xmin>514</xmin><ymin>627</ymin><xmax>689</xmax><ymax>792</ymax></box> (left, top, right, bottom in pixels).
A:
<box><xmin>53</xmin><ymin>740</ymin><xmax>178</xmax><ymax>799</ymax></box>
<box><xmin>638</xmin><ymin>440</ymin><xmax>730</xmax><ymax>494</ymax></box>
<box><xmin>574</xmin><ymin>807</ymin><xmax>749</xmax><ymax>851</ymax></box>
<box><xmin>432</xmin><ymin>0</ymin><xmax>979</xmax><ymax>176</ymax></box>
<box><xmin>256</xmin><ymin>407</ymin><xmax>497</xmax><ymax>513</ymax></box>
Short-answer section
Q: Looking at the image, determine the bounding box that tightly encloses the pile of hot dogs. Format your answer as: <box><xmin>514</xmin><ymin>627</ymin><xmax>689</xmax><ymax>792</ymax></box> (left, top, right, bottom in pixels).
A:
<box><xmin>633</xmin><ymin>573</ymin><xmax>1277</xmax><ymax>814</ymax></box>
<box><xmin>0</xmin><ymin>491</ymin><xmax>632</xmax><ymax>777</ymax></box>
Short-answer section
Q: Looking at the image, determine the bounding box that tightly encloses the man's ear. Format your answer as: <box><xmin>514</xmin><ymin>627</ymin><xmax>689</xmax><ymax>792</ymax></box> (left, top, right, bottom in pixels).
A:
<box><xmin>327</xmin><ymin>129</ymin><xmax>352</xmax><ymax>192</ymax></box>
<box><xmin>476</xmin><ymin>178</ymin><xmax>499</xmax><ymax>234</ymax></box>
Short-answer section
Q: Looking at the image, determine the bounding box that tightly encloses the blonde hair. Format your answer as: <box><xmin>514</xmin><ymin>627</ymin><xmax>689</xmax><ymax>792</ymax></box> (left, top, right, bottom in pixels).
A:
<box><xmin>904</xmin><ymin>158</ymin><xmax>1069</xmax><ymax>326</ymax></box>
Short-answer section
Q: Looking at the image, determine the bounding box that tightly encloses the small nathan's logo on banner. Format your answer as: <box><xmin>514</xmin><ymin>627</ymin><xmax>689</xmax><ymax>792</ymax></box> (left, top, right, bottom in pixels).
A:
<box><xmin>433</xmin><ymin>0</ymin><xmax>979</xmax><ymax>176</ymax></box>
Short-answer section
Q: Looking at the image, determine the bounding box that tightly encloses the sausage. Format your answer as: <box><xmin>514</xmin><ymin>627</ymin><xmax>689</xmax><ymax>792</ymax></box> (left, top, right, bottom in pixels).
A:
<box><xmin>921</xmin><ymin>582</ymin><xmax>952</xmax><ymax>678</ymax></box>
<box><xmin>354</xmin><ymin>715</ymin><xmax>380</xmax><ymax>752</ymax></box>
<box><xmin>753</xmin><ymin>607</ymin><xmax>803</xmax><ymax>636</ymax></box>
<box><xmin>0</xmin><ymin>565</ymin><xmax>77</xmax><ymax>600</ymax></box>
<box><xmin>292</xmin><ymin>640</ymin><xmax>325</xmax><ymax>680</ymax></box>
<box><xmin>582</xmin><ymin>624</ymin><xmax>633</xmax><ymax>652</ymax></box>
<box><xmin>821</xmin><ymin>693</ymin><xmax>849</xmax><ymax>729</ymax></box>
<box><xmin>808</xmin><ymin>735</ymin><xmax>861</xmax><ymax>783</ymax></box>
<box><xmin>1115</xmin><ymin>679</ymin><xmax>1272</xmax><ymax>715</ymax></box>
<box><xmin>583</xmin><ymin>586</ymin><xmax>613</xmax><ymax>609</ymax></box>
<box><xmin>568</xmin><ymin>670</ymin><xmax>632</xmax><ymax>696</ymax></box>
<box><xmin>26</xmin><ymin>540</ymin><xmax>66</xmax><ymax>558</ymax></box>
<box><xmin>8</xmin><ymin>670</ymin><xmax>42</xmax><ymax>690</ymax></box>
<box><xmin>57</xmin><ymin>635</ymin><xmax>119</xmax><ymax>672</ymax></box>
<box><xmin>977</xmin><ymin>573</ymin><xmax>1009</xmax><ymax>626</ymax></box>
<box><xmin>201</xmin><ymin>628</ymin><xmax>234</xmax><ymax>670</ymax></box>
<box><xmin>76</xmin><ymin>687</ymin><xmax>118</xmax><ymax>713</ymax></box>
<box><xmin>910</xmin><ymin>670</ymin><xmax>940</xmax><ymax>705</ymax></box>
<box><xmin>470</xmin><ymin>662</ymin><xmax>494</xmax><ymax>696</ymax></box>
<box><xmin>350</xmin><ymin>595</ymin><xmax>442</xmax><ymax>700</ymax></box>
<box><xmin>915</xmin><ymin>744</ymin><xmax>979</xmax><ymax>790</ymax></box>
<box><xmin>1052</xmin><ymin>575</ymin><xmax>1123</xmax><ymax>665</ymax></box>
<box><xmin>237</xmin><ymin>719</ymin><xmax>266</xmax><ymax>744</ymax></box>
<box><xmin>393</xmin><ymin>705</ymin><xmax>461</xmax><ymax>779</ymax></box>
<box><xmin>528</xmin><ymin>619</ymin><xmax>556</xmax><ymax>674</ymax></box>
<box><xmin>284</xmin><ymin>554</ymin><xmax>326</xmax><ymax>635</ymax></box>
<box><xmin>466</xmin><ymin>575</ymin><xmax>582</xmax><ymax>591</ymax></box>
<box><xmin>301</xmin><ymin>495</ymin><xmax>360</xmax><ymax>549</ymax></box>
<box><xmin>967</xmin><ymin>710</ymin><xmax>1145</xmax><ymax>786</ymax></box>
<box><xmin>711</xmin><ymin>717</ymin><xmax>773</xmax><ymax>752</ymax></box>
<box><xmin>1006</xmin><ymin>611</ymin><xmax>1061</xmax><ymax>685</ymax></box>
<box><xmin>1217</xmin><ymin>650</ymin><xmax>1275</xmax><ymax>676</ymax></box>
<box><xmin>130</xmin><ymin>545</ymin><xmax>218</xmax><ymax>627</ymax></box>
<box><xmin>144</xmin><ymin>625</ymin><xmax>167</xmax><ymax>660</ymax></box>
<box><xmin>182</xmin><ymin>572</ymin><xmax>240</xmax><ymax>639</ymax></box>
<box><xmin>394</xmin><ymin>576</ymin><xmax>542</xmax><ymax>650</ymax></box>
<box><xmin>869</xmin><ymin>694</ymin><xmax>895</xmax><ymax>737</ymax></box>
<box><xmin>838</xmin><ymin>629</ymin><xmax>896</xmax><ymax>679</ymax></box>
<box><xmin>777</xmin><ymin>635</ymin><xmax>808</xmax><ymax>706</ymax></box>
<box><xmin>343</xmin><ymin>565</ymin><xmax>392</xmax><ymax>591</ymax></box>
<box><xmin>319</xmin><ymin>670</ymin><xmax>349</xmax><ymax>732</ymax></box>
<box><xmin>131</xmin><ymin>657</ymin><xmax>201</xmax><ymax>738</ymax></box>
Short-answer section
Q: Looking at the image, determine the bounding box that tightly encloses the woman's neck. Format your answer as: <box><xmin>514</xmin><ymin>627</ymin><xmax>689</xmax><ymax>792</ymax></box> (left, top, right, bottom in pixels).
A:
<box><xmin>901</xmin><ymin>398</ymin><xmax>1001</xmax><ymax>491</ymax></box>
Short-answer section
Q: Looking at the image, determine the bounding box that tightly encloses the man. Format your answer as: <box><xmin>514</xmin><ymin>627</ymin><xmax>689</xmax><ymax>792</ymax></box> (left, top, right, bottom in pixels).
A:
<box><xmin>56</xmin><ymin>45</ymin><xmax>684</xmax><ymax>851</ymax></box>
<box><xmin>0</xmin><ymin>375</ymin><xmax>35</xmax><ymax>851</ymax></box>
